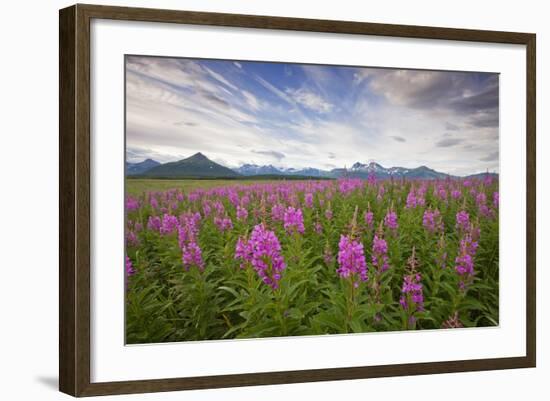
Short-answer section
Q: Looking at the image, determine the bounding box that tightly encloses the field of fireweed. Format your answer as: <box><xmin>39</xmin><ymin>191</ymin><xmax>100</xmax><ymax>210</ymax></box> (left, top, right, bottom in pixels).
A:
<box><xmin>124</xmin><ymin>176</ymin><xmax>499</xmax><ymax>343</ymax></box>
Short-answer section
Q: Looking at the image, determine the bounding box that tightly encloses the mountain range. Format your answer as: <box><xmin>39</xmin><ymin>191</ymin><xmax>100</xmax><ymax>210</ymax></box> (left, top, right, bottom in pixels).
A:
<box><xmin>126</xmin><ymin>152</ymin><xmax>496</xmax><ymax>180</ymax></box>
<box><xmin>126</xmin><ymin>158</ymin><xmax>160</xmax><ymax>175</ymax></box>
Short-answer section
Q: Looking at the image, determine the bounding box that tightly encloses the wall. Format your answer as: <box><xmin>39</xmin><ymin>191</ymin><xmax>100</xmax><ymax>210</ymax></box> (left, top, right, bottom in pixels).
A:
<box><xmin>0</xmin><ymin>0</ymin><xmax>545</xmax><ymax>400</ymax></box>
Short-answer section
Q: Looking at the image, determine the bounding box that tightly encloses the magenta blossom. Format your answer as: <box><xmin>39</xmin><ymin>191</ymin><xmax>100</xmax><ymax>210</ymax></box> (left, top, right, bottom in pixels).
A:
<box><xmin>236</xmin><ymin>205</ymin><xmax>248</xmax><ymax>221</ymax></box>
<box><xmin>364</xmin><ymin>209</ymin><xmax>374</xmax><ymax>229</ymax></box>
<box><xmin>304</xmin><ymin>193</ymin><xmax>314</xmax><ymax>208</ymax></box>
<box><xmin>456</xmin><ymin>210</ymin><xmax>470</xmax><ymax>232</ymax></box>
<box><xmin>160</xmin><ymin>214</ymin><xmax>178</xmax><ymax>235</ymax></box>
<box><xmin>384</xmin><ymin>210</ymin><xmax>398</xmax><ymax>231</ymax></box>
<box><xmin>399</xmin><ymin>273</ymin><xmax>424</xmax><ymax>311</ymax></box>
<box><xmin>182</xmin><ymin>241</ymin><xmax>205</xmax><ymax>271</ymax></box>
<box><xmin>125</xmin><ymin>256</ymin><xmax>135</xmax><ymax>276</ymax></box>
<box><xmin>372</xmin><ymin>234</ymin><xmax>390</xmax><ymax>273</ymax></box>
<box><xmin>423</xmin><ymin>208</ymin><xmax>444</xmax><ymax>234</ymax></box>
<box><xmin>336</xmin><ymin>235</ymin><xmax>368</xmax><ymax>287</ymax></box>
<box><xmin>271</xmin><ymin>203</ymin><xmax>285</xmax><ymax>222</ymax></box>
<box><xmin>454</xmin><ymin>232</ymin><xmax>478</xmax><ymax>291</ymax></box>
<box><xmin>126</xmin><ymin>197</ymin><xmax>140</xmax><ymax>212</ymax></box>
<box><xmin>147</xmin><ymin>215</ymin><xmax>161</xmax><ymax>232</ymax></box>
<box><xmin>235</xmin><ymin>236</ymin><xmax>252</xmax><ymax>269</ymax></box>
<box><xmin>214</xmin><ymin>216</ymin><xmax>233</xmax><ymax>232</ymax></box>
<box><xmin>283</xmin><ymin>206</ymin><xmax>305</xmax><ymax>235</ymax></box>
<box><xmin>248</xmin><ymin>224</ymin><xmax>286</xmax><ymax>290</ymax></box>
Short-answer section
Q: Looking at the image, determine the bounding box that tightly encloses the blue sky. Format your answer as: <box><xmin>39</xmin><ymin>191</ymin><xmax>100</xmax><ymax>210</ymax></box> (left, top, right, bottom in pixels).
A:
<box><xmin>126</xmin><ymin>56</ymin><xmax>499</xmax><ymax>176</ymax></box>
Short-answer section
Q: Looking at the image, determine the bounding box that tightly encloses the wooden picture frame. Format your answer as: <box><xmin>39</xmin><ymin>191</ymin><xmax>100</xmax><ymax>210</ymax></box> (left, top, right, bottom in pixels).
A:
<box><xmin>59</xmin><ymin>3</ymin><xmax>536</xmax><ymax>397</ymax></box>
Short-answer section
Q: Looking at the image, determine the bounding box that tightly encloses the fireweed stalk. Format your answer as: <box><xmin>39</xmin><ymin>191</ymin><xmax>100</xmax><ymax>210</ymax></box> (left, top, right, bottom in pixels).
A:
<box><xmin>283</xmin><ymin>206</ymin><xmax>305</xmax><ymax>235</ymax></box>
<box><xmin>423</xmin><ymin>208</ymin><xmax>444</xmax><ymax>234</ymax></box>
<box><xmin>283</xmin><ymin>206</ymin><xmax>305</xmax><ymax>265</ymax></box>
<box><xmin>364</xmin><ymin>202</ymin><xmax>374</xmax><ymax>231</ymax></box>
<box><xmin>236</xmin><ymin>224</ymin><xmax>286</xmax><ymax>290</ymax></box>
<box><xmin>454</xmin><ymin>224</ymin><xmax>479</xmax><ymax>292</ymax></box>
<box><xmin>336</xmin><ymin>207</ymin><xmax>367</xmax><ymax>331</ymax></box>
<box><xmin>369</xmin><ymin>222</ymin><xmax>391</xmax><ymax>317</ymax></box>
<box><xmin>177</xmin><ymin>212</ymin><xmax>205</xmax><ymax>272</ymax></box>
<box><xmin>384</xmin><ymin>206</ymin><xmax>398</xmax><ymax>234</ymax></box>
<box><xmin>125</xmin><ymin>255</ymin><xmax>135</xmax><ymax>277</ymax></box>
<box><xmin>399</xmin><ymin>247</ymin><xmax>424</xmax><ymax>329</ymax></box>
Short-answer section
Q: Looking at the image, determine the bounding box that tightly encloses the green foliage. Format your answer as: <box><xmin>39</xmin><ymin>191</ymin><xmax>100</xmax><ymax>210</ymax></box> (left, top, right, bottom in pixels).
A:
<box><xmin>125</xmin><ymin>178</ymin><xmax>499</xmax><ymax>344</ymax></box>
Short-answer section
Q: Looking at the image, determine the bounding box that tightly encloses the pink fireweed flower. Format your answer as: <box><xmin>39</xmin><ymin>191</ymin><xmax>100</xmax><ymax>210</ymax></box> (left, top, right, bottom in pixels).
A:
<box><xmin>234</xmin><ymin>236</ymin><xmax>252</xmax><ymax>269</ymax></box>
<box><xmin>149</xmin><ymin>196</ymin><xmax>159</xmax><ymax>210</ymax></box>
<box><xmin>126</xmin><ymin>230</ymin><xmax>139</xmax><ymax>246</ymax></box>
<box><xmin>454</xmin><ymin>232</ymin><xmax>478</xmax><ymax>291</ymax></box>
<box><xmin>336</xmin><ymin>235</ymin><xmax>368</xmax><ymax>287</ymax></box>
<box><xmin>202</xmin><ymin>201</ymin><xmax>212</xmax><ymax>217</ymax></box>
<box><xmin>476</xmin><ymin>192</ymin><xmax>487</xmax><ymax>206</ymax></box>
<box><xmin>125</xmin><ymin>256</ymin><xmax>135</xmax><ymax>276</ymax></box>
<box><xmin>422</xmin><ymin>208</ymin><xmax>444</xmax><ymax>234</ymax></box>
<box><xmin>125</xmin><ymin>197</ymin><xmax>140</xmax><ymax>212</ymax></box>
<box><xmin>236</xmin><ymin>205</ymin><xmax>248</xmax><ymax>221</ymax></box>
<box><xmin>187</xmin><ymin>192</ymin><xmax>200</xmax><ymax>202</ymax></box>
<box><xmin>147</xmin><ymin>215</ymin><xmax>161</xmax><ymax>232</ymax></box>
<box><xmin>372</xmin><ymin>234</ymin><xmax>390</xmax><ymax>273</ymax></box>
<box><xmin>214</xmin><ymin>216</ymin><xmax>233</xmax><ymax>232</ymax></box>
<box><xmin>248</xmin><ymin>224</ymin><xmax>286</xmax><ymax>290</ymax></box>
<box><xmin>283</xmin><ymin>206</ymin><xmax>305</xmax><ymax>235</ymax></box>
<box><xmin>399</xmin><ymin>273</ymin><xmax>424</xmax><ymax>312</ymax></box>
<box><xmin>399</xmin><ymin>248</ymin><xmax>423</xmax><ymax>328</ymax></box>
<box><xmin>271</xmin><ymin>203</ymin><xmax>285</xmax><ymax>222</ymax></box>
<box><xmin>160</xmin><ymin>214</ymin><xmax>178</xmax><ymax>235</ymax></box>
<box><xmin>338</xmin><ymin>178</ymin><xmax>363</xmax><ymax>196</ymax></box>
<box><xmin>493</xmin><ymin>191</ymin><xmax>499</xmax><ymax>208</ymax></box>
<box><xmin>240</xmin><ymin>195</ymin><xmax>250</xmax><ymax>207</ymax></box>
<box><xmin>451</xmin><ymin>189</ymin><xmax>461</xmax><ymax>200</ymax></box>
<box><xmin>364</xmin><ymin>209</ymin><xmax>374</xmax><ymax>229</ymax></box>
<box><xmin>456</xmin><ymin>210</ymin><xmax>470</xmax><ymax>232</ymax></box>
<box><xmin>384</xmin><ymin>209</ymin><xmax>398</xmax><ymax>232</ymax></box>
<box><xmin>182</xmin><ymin>241</ymin><xmax>205</xmax><ymax>271</ymax></box>
<box><xmin>406</xmin><ymin>189</ymin><xmax>418</xmax><ymax>209</ymax></box>
<box><xmin>304</xmin><ymin>193</ymin><xmax>314</xmax><ymax>208</ymax></box>
<box><xmin>177</xmin><ymin>212</ymin><xmax>201</xmax><ymax>246</ymax></box>
<box><xmin>213</xmin><ymin>200</ymin><xmax>225</xmax><ymax>215</ymax></box>
<box><xmin>228</xmin><ymin>191</ymin><xmax>239</xmax><ymax>208</ymax></box>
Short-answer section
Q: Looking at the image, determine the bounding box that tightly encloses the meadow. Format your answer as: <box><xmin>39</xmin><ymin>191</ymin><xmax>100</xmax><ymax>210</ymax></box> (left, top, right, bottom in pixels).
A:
<box><xmin>125</xmin><ymin>176</ymin><xmax>499</xmax><ymax>344</ymax></box>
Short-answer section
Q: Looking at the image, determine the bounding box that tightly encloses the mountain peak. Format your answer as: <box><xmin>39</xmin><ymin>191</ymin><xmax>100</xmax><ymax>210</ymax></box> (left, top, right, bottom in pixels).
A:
<box><xmin>189</xmin><ymin>152</ymin><xmax>208</xmax><ymax>160</ymax></box>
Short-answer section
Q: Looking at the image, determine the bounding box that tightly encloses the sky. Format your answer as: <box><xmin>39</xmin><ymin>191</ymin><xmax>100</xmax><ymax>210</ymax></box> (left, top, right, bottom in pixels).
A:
<box><xmin>126</xmin><ymin>55</ymin><xmax>499</xmax><ymax>176</ymax></box>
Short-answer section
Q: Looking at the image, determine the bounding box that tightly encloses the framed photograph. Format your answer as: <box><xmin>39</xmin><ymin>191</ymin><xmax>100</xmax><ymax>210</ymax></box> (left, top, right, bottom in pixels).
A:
<box><xmin>59</xmin><ymin>4</ymin><xmax>536</xmax><ymax>397</ymax></box>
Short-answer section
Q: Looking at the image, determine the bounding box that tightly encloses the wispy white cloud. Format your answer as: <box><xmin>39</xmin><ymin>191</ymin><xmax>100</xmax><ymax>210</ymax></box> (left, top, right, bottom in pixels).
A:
<box><xmin>285</xmin><ymin>87</ymin><xmax>333</xmax><ymax>113</ymax></box>
<box><xmin>126</xmin><ymin>56</ymin><xmax>499</xmax><ymax>176</ymax></box>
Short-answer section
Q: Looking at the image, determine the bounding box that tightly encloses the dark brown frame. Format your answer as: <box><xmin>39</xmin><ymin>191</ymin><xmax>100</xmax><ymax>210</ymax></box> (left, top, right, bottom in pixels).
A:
<box><xmin>59</xmin><ymin>3</ymin><xmax>536</xmax><ymax>397</ymax></box>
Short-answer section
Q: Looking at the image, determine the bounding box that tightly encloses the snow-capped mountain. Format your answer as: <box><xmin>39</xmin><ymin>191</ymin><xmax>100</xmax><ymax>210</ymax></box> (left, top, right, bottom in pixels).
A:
<box><xmin>234</xmin><ymin>160</ymin><xmax>454</xmax><ymax>179</ymax></box>
<box><xmin>234</xmin><ymin>164</ymin><xmax>283</xmax><ymax>176</ymax></box>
